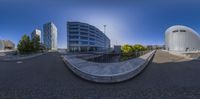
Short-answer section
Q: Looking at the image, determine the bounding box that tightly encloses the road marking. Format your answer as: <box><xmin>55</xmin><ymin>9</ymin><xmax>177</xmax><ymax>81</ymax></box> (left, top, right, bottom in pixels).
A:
<box><xmin>16</xmin><ymin>61</ymin><xmax>23</xmax><ymax>64</ymax></box>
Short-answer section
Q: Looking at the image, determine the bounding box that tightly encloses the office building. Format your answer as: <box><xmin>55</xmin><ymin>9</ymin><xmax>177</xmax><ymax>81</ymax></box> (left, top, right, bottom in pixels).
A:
<box><xmin>43</xmin><ymin>22</ymin><xmax>57</xmax><ymax>50</ymax></box>
<box><xmin>31</xmin><ymin>29</ymin><xmax>42</xmax><ymax>43</ymax></box>
<box><xmin>67</xmin><ymin>22</ymin><xmax>110</xmax><ymax>52</ymax></box>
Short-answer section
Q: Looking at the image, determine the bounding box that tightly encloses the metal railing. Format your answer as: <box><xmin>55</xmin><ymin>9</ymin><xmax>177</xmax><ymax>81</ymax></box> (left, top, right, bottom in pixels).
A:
<box><xmin>77</xmin><ymin>50</ymin><xmax>152</xmax><ymax>63</ymax></box>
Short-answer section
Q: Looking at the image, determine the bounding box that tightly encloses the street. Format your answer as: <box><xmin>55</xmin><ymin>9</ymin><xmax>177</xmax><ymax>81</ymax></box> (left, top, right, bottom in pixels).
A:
<box><xmin>0</xmin><ymin>51</ymin><xmax>200</xmax><ymax>99</ymax></box>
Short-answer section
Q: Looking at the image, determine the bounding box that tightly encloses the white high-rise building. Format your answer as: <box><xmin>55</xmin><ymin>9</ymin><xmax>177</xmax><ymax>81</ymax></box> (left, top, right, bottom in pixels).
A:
<box><xmin>43</xmin><ymin>22</ymin><xmax>57</xmax><ymax>50</ymax></box>
<box><xmin>31</xmin><ymin>29</ymin><xmax>42</xmax><ymax>43</ymax></box>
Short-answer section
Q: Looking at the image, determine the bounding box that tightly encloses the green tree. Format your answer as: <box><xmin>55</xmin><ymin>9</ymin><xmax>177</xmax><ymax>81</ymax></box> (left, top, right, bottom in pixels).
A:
<box><xmin>32</xmin><ymin>35</ymin><xmax>40</xmax><ymax>52</ymax></box>
<box><xmin>121</xmin><ymin>44</ymin><xmax>134</xmax><ymax>53</ymax></box>
<box><xmin>132</xmin><ymin>44</ymin><xmax>147</xmax><ymax>51</ymax></box>
<box><xmin>17</xmin><ymin>34</ymin><xmax>32</xmax><ymax>54</ymax></box>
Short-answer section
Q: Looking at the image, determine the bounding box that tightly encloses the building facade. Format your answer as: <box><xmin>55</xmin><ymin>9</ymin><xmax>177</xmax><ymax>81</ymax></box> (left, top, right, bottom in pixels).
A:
<box><xmin>67</xmin><ymin>22</ymin><xmax>110</xmax><ymax>52</ymax></box>
<box><xmin>43</xmin><ymin>22</ymin><xmax>57</xmax><ymax>50</ymax></box>
<box><xmin>0</xmin><ymin>40</ymin><xmax>15</xmax><ymax>50</ymax></box>
<box><xmin>31</xmin><ymin>29</ymin><xmax>42</xmax><ymax>43</ymax></box>
<box><xmin>0</xmin><ymin>40</ymin><xmax>4</xmax><ymax>50</ymax></box>
<box><xmin>165</xmin><ymin>25</ymin><xmax>200</xmax><ymax>52</ymax></box>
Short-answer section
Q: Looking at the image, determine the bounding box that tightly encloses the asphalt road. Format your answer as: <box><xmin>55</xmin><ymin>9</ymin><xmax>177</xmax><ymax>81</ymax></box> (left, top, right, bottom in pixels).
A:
<box><xmin>0</xmin><ymin>51</ymin><xmax>200</xmax><ymax>99</ymax></box>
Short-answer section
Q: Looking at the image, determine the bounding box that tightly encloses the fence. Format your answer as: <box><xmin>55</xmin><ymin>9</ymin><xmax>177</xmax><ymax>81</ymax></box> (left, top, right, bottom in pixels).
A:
<box><xmin>77</xmin><ymin>50</ymin><xmax>152</xmax><ymax>63</ymax></box>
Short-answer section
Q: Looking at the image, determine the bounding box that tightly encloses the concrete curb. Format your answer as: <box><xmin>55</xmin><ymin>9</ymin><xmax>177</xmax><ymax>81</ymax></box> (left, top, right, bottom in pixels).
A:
<box><xmin>0</xmin><ymin>52</ymin><xmax>47</xmax><ymax>62</ymax></box>
<box><xmin>63</xmin><ymin>50</ymin><xmax>156</xmax><ymax>83</ymax></box>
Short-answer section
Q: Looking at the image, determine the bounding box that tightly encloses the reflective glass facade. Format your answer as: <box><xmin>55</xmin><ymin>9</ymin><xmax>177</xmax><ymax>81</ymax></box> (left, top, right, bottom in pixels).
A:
<box><xmin>43</xmin><ymin>22</ymin><xmax>57</xmax><ymax>50</ymax></box>
<box><xmin>67</xmin><ymin>22</ymin><xmax>110</xmax><ymax>52</ymax></box>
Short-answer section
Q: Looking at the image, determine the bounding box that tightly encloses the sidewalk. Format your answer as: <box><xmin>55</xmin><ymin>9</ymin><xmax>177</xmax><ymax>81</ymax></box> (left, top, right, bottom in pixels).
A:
<box><xmin>0</xmin><ymin>52</ymin><xmax>47</xmax><ymax>61</ymax></box>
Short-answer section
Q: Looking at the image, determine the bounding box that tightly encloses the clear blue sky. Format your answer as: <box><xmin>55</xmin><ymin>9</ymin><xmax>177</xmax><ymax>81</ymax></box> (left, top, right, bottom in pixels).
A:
<box><xmin>1</xmin><ymin>0</ymin><xmax>200</xmax><ymax>48</ymax></box>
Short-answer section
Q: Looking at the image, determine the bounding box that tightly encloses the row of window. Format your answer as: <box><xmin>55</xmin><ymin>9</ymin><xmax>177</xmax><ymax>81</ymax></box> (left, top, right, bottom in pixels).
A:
<box><xmin>69</xmin><ymin>36</ymin><xmax>108</xmax><ymax>43</ymax></box>
<box><xmin>69</xmin><ymin>41</ymin><xmax>96</xmax><ymax>45</ymax></box>
<box><xmin>69</xmin><ymin>36</ymin><xmax>94</xmax><ymax>40</ymax></box>
<box><xmin>68</xmin><ymin>24</ymin><xmax>95</xmax><ymax>30</ymax></box>
<box><xmin>172</xmin><ymin>30</ymin><xmax>187</xmax><ymax>33</ymax></box>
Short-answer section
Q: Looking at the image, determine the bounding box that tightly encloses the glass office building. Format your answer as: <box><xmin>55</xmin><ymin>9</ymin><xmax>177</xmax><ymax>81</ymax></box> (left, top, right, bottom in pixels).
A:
<box><xmin>43</xmin><ymin>22</ymin><xmax>57</xmax><ymax>50</ymax></box>
<box><xmin>67</xmin><ymin>22</ymin><xmax>110</xmax><ymax>52</ymax></box>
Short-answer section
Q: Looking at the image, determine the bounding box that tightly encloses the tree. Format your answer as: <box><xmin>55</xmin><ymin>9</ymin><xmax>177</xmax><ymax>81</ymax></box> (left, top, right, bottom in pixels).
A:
<box><xmin>32</xmin><ymin>35</ymin><xmax>40</xmax><ymax>52</ymax></box>
<box><xmin>121</xmin><ymin>44</ymin><xmax>134</xmax><ymax>53</ymax></box>
<box><xmin>17</xmin><ymin>34</ymin><xmax>32</xmax><ymax>54</ymax></box>
<box><xmin>132</xmin><ymin>44</ymin><xmax>147</xmax><ymax>51</ymax></box>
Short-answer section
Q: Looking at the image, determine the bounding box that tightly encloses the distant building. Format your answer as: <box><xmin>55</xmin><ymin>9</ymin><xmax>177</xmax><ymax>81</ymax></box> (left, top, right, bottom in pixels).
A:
<box><xmin>0</xmin><ymin>40</ymin><xmax>4</xmax><ymax>50</ymax></box>
<box><xmin>67</xmin><ymin>22</ymin><xmax>110</xmax><ymax>52</ymax></box>
<box><xmin>0</xmin><ymin>40</ymin><xmax>15</xmax><ymax>50</ymax></box>
<box><xmin>31</xmin><ymin>29</ymin><xmax>42</xmax><ymax>43</ymax></box>
<box><xmin>114</xmin><ymin>45</ymin><xmax>121</xmax><ymax>54</ymax></box>
<box><xmin>43</xmin><ymin>22</ymin><xmax>57</xmax><ymax>50</ymax></box>
<box><xmin>146</xmin><ymin>45</ymin><xmax>164</xmax><ymax>50</ymax></box>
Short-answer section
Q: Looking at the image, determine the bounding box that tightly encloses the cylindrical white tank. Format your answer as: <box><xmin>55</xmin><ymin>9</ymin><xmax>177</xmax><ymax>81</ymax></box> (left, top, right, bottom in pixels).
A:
<box><xmin>165</xmin><ymin>25</ymin><xmax>200</xmax><ymax>51</ymax></box>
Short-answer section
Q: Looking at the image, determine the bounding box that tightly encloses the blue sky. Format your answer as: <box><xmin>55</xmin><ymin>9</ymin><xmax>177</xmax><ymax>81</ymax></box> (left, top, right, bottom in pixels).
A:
<box><xmin>1</xmin><ymin>0</ymin><xmax>200</xmax><ymax>48</ymax></box>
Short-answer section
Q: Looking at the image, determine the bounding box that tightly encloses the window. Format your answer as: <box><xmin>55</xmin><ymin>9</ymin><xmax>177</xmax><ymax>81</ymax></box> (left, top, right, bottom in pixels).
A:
<box><xmin>69</xmin><ymin>28</ymin><xmax>78</xmax><ymax>30</ymax></box>
<box><xmin>180</xmin><ymin>30</ymin><xmax>186</xmax><ymax>32</ymax></box>
<box><xmin>80</xmin><ymin>41</ymin><xmax>88</xmax><ymax>45</ymax></box>
<box><xmin>172</xmin><ymin>30</ymin><xmax>178</xmax><ymax>32</ymax></box>
<box><xmin>69</xmin><ymin>32</ymin><xmax>78</xmax><ymax>35</ymax></box>
<box><xmin>89</xmin><ymin>38</ymin><xmax>95</xmax><ymax>41</ymax></box>
<box><xmin>90</xmin><ymin>30</ymin><xmax>95</xmax><ymax>33</ymax></box>
<box><xmin>80</xmin><ymin>36</ymin><xmax>88</xmax><ymax>40</ymax></box>
<box><xmin>69</xmin><ymin>36</ymin><xmax>79</xmax><ymax>39</ymax></box>
<box><xmin>80</xmin><ymin>29</ymin><xmax>88</xmax><ymax>31</ymax></box>
<box><xmin>90</xmin><ymin>34</ymin><xmax>95</xmax><ymax>37</ymax></box>
<box><xmin>69</xmin><ymin>41</ymin><xmax>79</xmax><ymax>44</ymax></box>
<box><xmin>89</xmin><ymin>27</ymin><xmax>95</xmax><ymax>30</ymax></box>
<box><xmin>80</xmin><ymin>32</ymin><xmax>88</xmax><ymax>35</ymax></box>
<box><xmin>89</xmin><ymin>42</ymin><xmax>95</xmax><ymax>45</ymax></box>
<box><xmin>80</xmin><ymin>25</ymin><xmax>88</xmax><ymax>28</ymax></box>
<box><xmin>69</xmin><ymin>24</ymin><xmax>78</xmax><ymax>27</ymax></box>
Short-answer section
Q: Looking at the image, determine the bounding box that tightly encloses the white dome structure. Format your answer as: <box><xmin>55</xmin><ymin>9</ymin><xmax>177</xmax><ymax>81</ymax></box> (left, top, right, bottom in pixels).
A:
<box><xmin>165</xmin><ymin>25</ymin><xmax>200</xmax><ymax>52</ymax></box>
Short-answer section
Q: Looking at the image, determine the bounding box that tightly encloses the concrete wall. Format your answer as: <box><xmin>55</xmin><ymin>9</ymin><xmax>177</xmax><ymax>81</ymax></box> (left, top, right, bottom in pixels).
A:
<box><xmin>63</xmin><ymin>50</ymin><xmax>156</xmax><ymax>83</ymax></box>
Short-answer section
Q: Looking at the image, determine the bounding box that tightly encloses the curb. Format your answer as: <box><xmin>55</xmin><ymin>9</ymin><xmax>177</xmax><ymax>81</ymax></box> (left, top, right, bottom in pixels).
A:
<box><xmin>63</xmin><ymin>50</ymin><xmax>156</xmax><ymax>83</ymax></box>
<box><xmin>0</xmin><ymin>52</ymin><xmax>47</xmax><ymax>62</ymax></box>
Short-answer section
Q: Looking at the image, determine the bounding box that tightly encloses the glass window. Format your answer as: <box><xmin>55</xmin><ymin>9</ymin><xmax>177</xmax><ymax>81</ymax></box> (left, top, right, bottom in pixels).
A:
<box><xmin>69</xmin><ymin>41</ymin><xmax>79</xmax><ymax>44</ymax></box>
<box><xmin>180</xmin><ymin>30</ymin><xmax>186</xmax><ymax>32</ymax></box>
<box><xmin>80</xmin><ymin>41</ymin><xmax>88</xmax><ymax>45</ymax></box>
<box><xmin>69</xmin><ymin>36</ymin><xmax>79</xmax><ymax>39</ymax></box>
<box><xmin>89</xmin><ymin>38</ymin><xmax>95</xmax><ymax>41</ymax></box>
<box><xmin>80</xmin><ymin>25</ymin><xmax>88</xmax><ymax>28</ymax></box>
<box><xmin>89</xmin><ymin>42</ymin><xmax>95</xmax><ymax>45</ymax></box>
<box><xmin>69</xmin><ymin>32</ymin><xmax>78</xmax><ymax>35</ymax></box>
<box><xmin>172</xmin><ymin>30</ymin><xmax>178</xmax><ymax>32</ymax></box>
<box><xmin>80</xmin><ymin>29</ymin><xmax>88</xmax><ymax>31</ymax></box>
<box><xmin>80</xmin><ymin>32</ymin><xmax>88</xmax><ymax>35</ymax></box>
<box><xmin>69</xmin><ymin>27</ymin><xmax>78</xmax><ymax>30</ymax></box>
<box><xmin>80</xmin><ymin>36</ymin><xmax>88</xmax><ymax>40</ymax></box>
<box><xmin>90</xmin><ymin>34</ymin><xmax>95</xmax><ymax>37</ymax></box>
